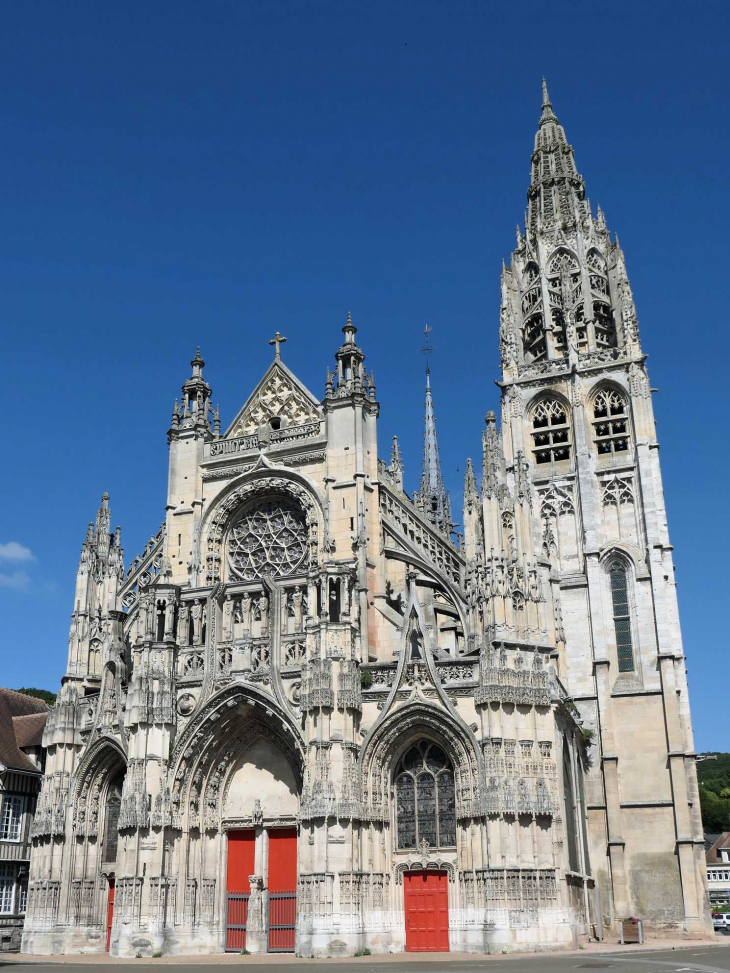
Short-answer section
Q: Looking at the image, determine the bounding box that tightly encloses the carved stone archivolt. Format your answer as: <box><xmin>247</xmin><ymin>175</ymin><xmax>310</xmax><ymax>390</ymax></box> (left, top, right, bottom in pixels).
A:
<box><xmin>359</xmin><ymin>702</ymin><xmax>481</xmax><ymax>823</ymax></box>
<box><xmin>168</xmin><ymin>684</ymin><xmax>304</xmax><ymax>833</ymax></box>
<box><xmin>395</xmin><ymin>858</ymin><xmax>456</xmax><ymax>885</ymax></box>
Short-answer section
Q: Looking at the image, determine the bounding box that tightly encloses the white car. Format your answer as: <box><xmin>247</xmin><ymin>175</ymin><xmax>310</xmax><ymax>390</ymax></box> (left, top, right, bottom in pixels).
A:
<box><xmin>712</xmin><ymin>912</ymin><xmax>730</xmax><ymax>931</ymax></box>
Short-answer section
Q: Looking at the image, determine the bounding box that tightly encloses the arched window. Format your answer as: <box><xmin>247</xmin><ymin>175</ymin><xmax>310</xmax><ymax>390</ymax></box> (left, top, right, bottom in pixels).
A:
<box><xmin>102</xmin><ymin>772</ymin><xmax>124</xmax><ymax>863</ymax></box>
<box><xmin>592</xmin><ymin>389</ymin><xmax>629</xmax><ymax>455</ymax></box>
<box><xmin>395</xmin><ymin>742</ymin><xmax>456</xmax><ymax>850</ymax></box>
<box><xmin>531</xmin><ymin>399</ymin><xmax>571</xmax><ymax>465</ymax></box>
<box><xmin>562</xmin><ymin>745</ymin><xmax>579</xmax><ymax>872</ymax></box>
<box><xmin>609</xmin><ymin>560</ymin><xmax>635</xmax><ymax>672</ymax></box>
<box><xmin>547</xmin><ymin>251</ymin><xmax>585</xmax><ymax>353</ymax></box>
<box><xmin>523</xmin><ymin>312</ymin><xmax>547</xmax><ymax>363</ymax></box>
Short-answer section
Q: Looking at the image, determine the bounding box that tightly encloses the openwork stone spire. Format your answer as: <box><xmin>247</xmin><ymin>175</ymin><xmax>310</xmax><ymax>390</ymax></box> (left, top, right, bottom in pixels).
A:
<box><xmin>527</xmin><ymin>79</ymin><xmax>587</xmax><ymax>238</ymax></box>
<box><xmin>498</xmin><ymin>81</ymin><xmax>642</xmax><ymax>374</ymax></box>
<box><xmin>414</xmin><ymin>330</ymin><xmax>451</xmax><ymax>534</ymax></box>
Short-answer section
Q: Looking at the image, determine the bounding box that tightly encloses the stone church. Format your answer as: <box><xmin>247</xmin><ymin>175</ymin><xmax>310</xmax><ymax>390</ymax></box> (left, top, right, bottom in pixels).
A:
<box><xmin>22</xmin><ymin>84</ymin><xmax>710</xmax><ymax>957</ymax></box>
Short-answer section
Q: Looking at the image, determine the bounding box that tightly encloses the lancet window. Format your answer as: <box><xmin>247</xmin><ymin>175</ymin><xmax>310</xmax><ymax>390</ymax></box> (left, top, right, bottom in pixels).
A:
<box><xmin>523</xmin><ymin>312</ymin><xmax>547</xmax><ymax>363</ymax></box>
<box><xmin>562</xmin><ymin>746</ymin><xmax>580</xmax><ymax>872</ymax></box>
<box><xmin>609</xmin><ymin>560</ymin><xmax>635</xmax><ymax>672</ymax></box>
<box><xmin>592</xmin><ymin>389</ymin><xmax>629</xmax><ymax>455</ymax></box>
<box><xmin>531</xmin><ymin>399</ymin><xmax>571</xmax><ymax>465</ymax></box>
<box><xmin>102</xmin><ymin>773</ymin><xmax>123</xmax><ymax>863</ymax></box>
<box><xmin>546</xmin><ymin>251</ymin><xmax>586</xmax><ymax>354</ymax></box>
<box><xmin>586</xmin><ymin>250</ymin><xmax>616</xmax><ymax>348</ymax></box>
<box><xmin>520</xmin><ymin>263</ymin><xmax>546</xmax><ymax>363</ymax></box>
<box><xmin>228</xmin><ymin>497</ymin><xmax>309</xmax><ymax>581</ymax></box>
<box><xmin>395</xmin><ymin>742</ymin><xmax>456</xmax><ymax>850</ymax></box>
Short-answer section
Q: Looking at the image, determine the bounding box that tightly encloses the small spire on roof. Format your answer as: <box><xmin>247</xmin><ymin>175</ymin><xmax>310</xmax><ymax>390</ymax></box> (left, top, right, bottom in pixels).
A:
<box><xmin>190</xmin><ymin>347</ymin><xmax>205</xmax><ymax>378</ymax></box>
<box><xmin>542</xmin><ymin>78</ymin><xmax>551</xmax><ymax>110</ymax></box>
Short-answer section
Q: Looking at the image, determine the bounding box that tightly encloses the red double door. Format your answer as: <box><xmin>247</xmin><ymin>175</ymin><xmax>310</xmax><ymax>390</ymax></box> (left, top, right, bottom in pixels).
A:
<box><xmin>226</xmin><ymin>828</ymin><xmax>297</xmax><ymax>952</ymax></box>
<box><xmin>404</xmin><ymin>870</ymin><xmax>449</xmax><ymax>952</ymax></box>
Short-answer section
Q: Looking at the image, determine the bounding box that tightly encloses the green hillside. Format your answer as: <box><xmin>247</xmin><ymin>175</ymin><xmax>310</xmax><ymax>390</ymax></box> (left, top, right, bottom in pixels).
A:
<box><xmin>697</xmin><ymin>753</ymin><xmax>730</xmax><ymax>832</ymax></box>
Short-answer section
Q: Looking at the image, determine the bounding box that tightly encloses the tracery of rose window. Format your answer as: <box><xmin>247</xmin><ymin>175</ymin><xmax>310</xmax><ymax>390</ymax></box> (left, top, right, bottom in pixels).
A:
<box><xmin>227</xmin><ymin>498</ymin><xmax>309</xmax><ymax>581</ymax></box>
<box><xmin>395</xmin><ymin>742</ymin><xmax>456</xmax><ymax>850</ymax></box>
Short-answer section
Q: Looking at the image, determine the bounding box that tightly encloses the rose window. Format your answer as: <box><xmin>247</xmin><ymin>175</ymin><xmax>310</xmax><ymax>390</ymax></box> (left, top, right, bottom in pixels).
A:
<box><xmin>228</xmin><ymin>498</ymin><xmax>309</xmax><ymax>580</ymax></box>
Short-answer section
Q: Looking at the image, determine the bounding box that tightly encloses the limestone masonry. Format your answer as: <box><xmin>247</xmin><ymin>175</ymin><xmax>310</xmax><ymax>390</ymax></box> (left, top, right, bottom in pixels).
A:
<box><xmin>22</xmin><ymin>84</ymin><xmax>710</xmax><ymax>957</ymax></box>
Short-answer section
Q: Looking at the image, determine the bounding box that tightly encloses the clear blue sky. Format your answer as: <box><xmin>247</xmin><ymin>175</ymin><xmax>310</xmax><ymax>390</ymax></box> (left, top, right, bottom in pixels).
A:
<box><xmin>1</xmin><ymin>0</ymin><xmax>727</xmax><ymax>751</ymax></box>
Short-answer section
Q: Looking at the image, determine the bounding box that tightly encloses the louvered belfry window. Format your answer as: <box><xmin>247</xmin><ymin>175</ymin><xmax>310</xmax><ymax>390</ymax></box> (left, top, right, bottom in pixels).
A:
<box><xmin>610</xmin><ymin>561</ymin><xmax>635</xmax><ymax>672</ymax></box>
<box><xmin>531</xmin><ymin>400</ymin><xmax>571</xmax><ymax>464</ymax></box>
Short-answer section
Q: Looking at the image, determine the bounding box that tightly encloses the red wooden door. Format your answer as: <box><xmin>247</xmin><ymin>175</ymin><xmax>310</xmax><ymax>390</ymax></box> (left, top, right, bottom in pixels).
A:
<box><xmin>106</xmin><ymin>879</ymin><xmax>115</xmax><ymax>952</ymax></box>
<box><xmin>267</xmin><ymin>828</ymin><xmax>297</xmax><ymax>952</ymax></box>
<box><xmin>404</xmin><ymin>870</ymin><xmax>449</xmax><ymax>952</ymax></box>
<box><xmin>226</xmin><ymin>830</ymin><xmax>255</xmax><ymax>950</ymax></box>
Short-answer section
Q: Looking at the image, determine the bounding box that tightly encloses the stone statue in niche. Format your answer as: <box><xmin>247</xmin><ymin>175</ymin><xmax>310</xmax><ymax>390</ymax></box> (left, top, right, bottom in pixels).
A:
<box><xmin>222</xmin><ymin>594</ymin><xmax>233</xmax><ymax>641</ymax></box>
<box><xmin>178</xmin><ymin>602</ymin><xmax>189</xmax><ymax>646</ymax></box>
<box><xmin>240</xmin><ymin>592</ymin><xmax>251</xmax><ymax>634</ymax></box>
<box><xmin>191</xmin><ymin>600</ymin><xmax>203</xmax><ymax>645</ymax></box>
<box><xmin>257</xmin><ymin>594</ymin><xmax>269</xmax><ymax>634</ymax></box>
<box><xmin>292</xmin><ymin>586</ymin><xmax>304</xmax><ymax>629</ymax></box>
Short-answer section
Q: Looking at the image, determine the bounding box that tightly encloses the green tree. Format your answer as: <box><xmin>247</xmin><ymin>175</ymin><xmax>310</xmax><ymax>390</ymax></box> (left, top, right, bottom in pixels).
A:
<box><xmin>699</xmin><ymin>786</ymin><xmax>730</xmax><ymax>833</ymax></box>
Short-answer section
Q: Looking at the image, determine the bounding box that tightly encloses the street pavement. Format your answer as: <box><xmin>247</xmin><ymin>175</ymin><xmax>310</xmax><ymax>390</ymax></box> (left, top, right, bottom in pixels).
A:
<box><xmin>3</xmin><ymin>938</ymin><xmax>730</xmax><ymax>973</ymax></box>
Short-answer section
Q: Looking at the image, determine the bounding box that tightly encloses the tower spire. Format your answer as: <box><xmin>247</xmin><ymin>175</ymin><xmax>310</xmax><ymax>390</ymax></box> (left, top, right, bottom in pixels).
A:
<box><xmin>415</xmin><ymin>327</ymin><xmax>451</xmax><ymax>535</ymax></box>
<box><xmin>527</xmin><ymin>79</ymin><xmax>586</xmax><ymax>237</ymax></box>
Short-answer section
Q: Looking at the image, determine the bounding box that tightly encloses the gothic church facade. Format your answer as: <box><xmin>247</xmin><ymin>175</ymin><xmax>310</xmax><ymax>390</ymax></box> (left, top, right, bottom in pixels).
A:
<box><xmin>23</xmin><ymin>85</ymin><xmax>710</xmax><ymax>957</ymax></box>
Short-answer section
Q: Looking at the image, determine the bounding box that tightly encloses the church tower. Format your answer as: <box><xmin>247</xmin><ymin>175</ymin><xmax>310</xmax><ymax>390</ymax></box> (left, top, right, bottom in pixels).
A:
<box><xmin>492</xmin><ymin>81</ymin><xmax>707</xmax><ymax>929</ymax></box>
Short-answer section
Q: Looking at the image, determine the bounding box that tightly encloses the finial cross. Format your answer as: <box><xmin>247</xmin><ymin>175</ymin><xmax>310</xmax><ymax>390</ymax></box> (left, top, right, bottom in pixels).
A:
<box><xmin>269</xmin><ymin>331</ymin><xmax>288</xmax><ymax>360</ymax></box>
<box><xmin>420</xmin><ymin>325</ymin><xmax>435</xmax><ymax>373</ymax></box>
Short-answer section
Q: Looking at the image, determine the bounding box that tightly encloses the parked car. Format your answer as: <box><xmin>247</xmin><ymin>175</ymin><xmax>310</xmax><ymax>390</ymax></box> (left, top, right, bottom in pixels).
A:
<box><xmin>712</xmin><ymin>912</ymin><xmax>730</xmax><ymax>931</ymax></box>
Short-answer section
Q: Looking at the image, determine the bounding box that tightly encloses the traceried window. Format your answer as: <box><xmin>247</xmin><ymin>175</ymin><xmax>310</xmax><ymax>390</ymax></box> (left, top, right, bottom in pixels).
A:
<box><xmin>562</xmin><ymin>747</ymin><xmax>579</xmax><ymax>873</ymax></box>
<box><xmin>531</xmin><ymin>400</ymin><xmax>571</xmax><ymax>465</ymax></box>
<box><xmin>102</xmin><ymin>774</ymin><xmax>123</xmax><ymax>863</ymax></box>
<box><xmin>0</xmin><ymin>864</ymin><xmax>14</xmax><ymax>914</ymax></box>
<box><xmin>547</xmin><ymin>250</ymin><xmax>586</xmax><ymax>354</ymax></box>
<box><xmin>228</xmin><ymin>498</ymin><xmax>309</xmax><ymax>581</ymax></box>
<box><xmin>0</xmin><ymin>796</ymin><xmax>23</xmax><ymax>842</ymax></box>
<box><xmin>523</xmin><ymin>312</ymin><xmax>547</xmax><ymax>363</ymax></box>
<box><xmin>586</xmin><ymin>250</ymin><xmax>616</xmax><ymax>348</ymax></box>
<box><xmin>395</xmin><ymin>742</ymin><xmax>456</xmax><ymax>850</ymax></box>
<box><xmin>592</xmin><ymin>389</ymin><xmax>629</xmax><ymax>455</ymax></box>
<box><xmin>609</xmin><ymin>561</ymin><xmax>635</xmax><ymax>672</ymax></box>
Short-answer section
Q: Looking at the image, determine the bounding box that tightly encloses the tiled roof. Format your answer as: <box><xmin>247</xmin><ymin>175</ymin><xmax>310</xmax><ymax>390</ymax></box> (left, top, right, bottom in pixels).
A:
<box><xmin>706</xmin><ymin>832</ymin><xmax>730</xmax><ymax>863</ymax></box>
<box><xmin>0</xmin><ymin>688</ymin><xmax>49</xmax><ymax>773</ymax></box>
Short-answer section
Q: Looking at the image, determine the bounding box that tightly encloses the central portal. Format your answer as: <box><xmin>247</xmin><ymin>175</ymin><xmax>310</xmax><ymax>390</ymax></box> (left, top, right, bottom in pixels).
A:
<box><xmin>404</xmin><ymin>870</ymin><xmax>449</xmax><ymax>952</ymax></box>
<box><xmin>225</xmin><ymin>827</ymin><xmax>297</xmax><ymax>953</ymax></box>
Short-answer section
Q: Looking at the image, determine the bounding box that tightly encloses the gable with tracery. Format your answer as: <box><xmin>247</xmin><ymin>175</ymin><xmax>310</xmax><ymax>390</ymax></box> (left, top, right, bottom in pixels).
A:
<box><xmin>227</xmin><ymin>362</ymin><xmax>321</xmax><ymax>437</ymax></box>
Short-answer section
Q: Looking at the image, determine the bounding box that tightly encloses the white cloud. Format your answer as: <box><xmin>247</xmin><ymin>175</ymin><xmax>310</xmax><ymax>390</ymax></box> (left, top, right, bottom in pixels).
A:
<box><xmin>0</xmin><ymin>541</ymin><xmax>35</xmax><ymax>563</ymax></box>
<box><xmin>0</xmin><ymin>571</ymin><xmax>31</xmax><ymax>591</ymax></box>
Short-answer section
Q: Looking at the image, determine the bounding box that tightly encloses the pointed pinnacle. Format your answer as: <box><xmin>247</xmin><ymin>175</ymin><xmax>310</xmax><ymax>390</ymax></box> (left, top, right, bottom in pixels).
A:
<box><xmin>542</xmin><ymin>78</ymin><xmax>550</xmax><ymax>110</ymax></box>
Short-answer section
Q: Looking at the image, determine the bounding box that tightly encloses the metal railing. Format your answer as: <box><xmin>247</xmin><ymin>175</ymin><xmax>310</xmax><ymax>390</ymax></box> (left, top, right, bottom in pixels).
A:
<box><xmin>225</xmin><ymin>892</ymin><xmax>249</xmax><ymax>951</ymax></box>
<box><xmin>268</xmin><ymin>891</ymin><xmax>296</xmax><ymax>952</ymax></box>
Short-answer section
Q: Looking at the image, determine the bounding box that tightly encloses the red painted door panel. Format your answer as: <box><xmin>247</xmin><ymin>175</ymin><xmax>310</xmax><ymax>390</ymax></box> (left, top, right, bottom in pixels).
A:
<box><xmin>404</xmin><ymin>870</ymin><xmax>449</xmax><ymax>952</ymax></box>
<box><xmin>226</xmin><ymin>830</ymin><xmax>255</xmax><ymax>950</ymax></box>
<box><xmin>227</xmin><ymin>830</ymin><xmax>256</xmax><ymax>893</ymax></box>
<box><xmin>106</xmin><ymin>879</ymin><xmax>115</xmax><ymax>952</ymax></box>
<box><xmin>267</xmin><ymin>828</ymin><xmax>297</xmax><ymax>952</ymax></box>
<box><xmin>267</xmin><ymin>828</ymin><xmax>297</xmax><ymax>891</ymax></box>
